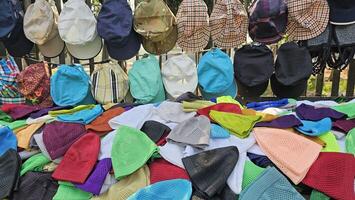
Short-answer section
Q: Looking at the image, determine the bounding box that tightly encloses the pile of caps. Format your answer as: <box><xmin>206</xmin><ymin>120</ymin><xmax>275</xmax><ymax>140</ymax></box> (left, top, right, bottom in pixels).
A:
<box><xmin>0</xmin><ymin>90</ymin><xmax>354</xmax><ymax>199</ymax></box>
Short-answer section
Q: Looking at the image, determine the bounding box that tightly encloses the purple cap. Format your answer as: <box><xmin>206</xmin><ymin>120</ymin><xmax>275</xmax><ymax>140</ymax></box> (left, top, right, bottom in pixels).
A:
<box><xmin>255</xmin><ymin>115</ymin><xmax>302</xmax><ymax>129</ymax></box>
<box><xmin>29</xmin><ymin>106</ymin><xmax>70</xmax><ymax>119</ymax></box>
<box><xmin>296</xmin><ymin>103</ymin><xmax>345</xmax><ymax>121</ymax></box>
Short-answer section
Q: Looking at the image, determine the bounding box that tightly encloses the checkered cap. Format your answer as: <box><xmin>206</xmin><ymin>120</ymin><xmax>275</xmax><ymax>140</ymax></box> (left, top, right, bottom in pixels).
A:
<box><xmin>210</xmin><ymin>0</ymin><xmax>248</xmax><ymax>48</ymax></box>
<box><xmin>177</xmin><ymin>0</ymin><xmax>210</xmax><ymax>52</ymax></box>
<box><xmin>286</xmin><ymin>0</ymin><xmax>329</xmax><ymax>41</ymax></box>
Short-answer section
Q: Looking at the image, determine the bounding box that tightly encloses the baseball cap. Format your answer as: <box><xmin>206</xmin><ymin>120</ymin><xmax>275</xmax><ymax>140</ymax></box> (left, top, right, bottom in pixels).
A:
<box><xmin>58</xmin><ymin>0</ymin><xmax>102</xmax><ymax>59</ymax></box>
<box><xmin>327</xmin><ymin>0</ymin><xmax>355</xmax><ymax>25</ymax></box>
<box><xmin>198</xmin><ymin>48</ymin><xmax>237</xmax><ymax>100</ymax></box>
<box><xmin>24</xmin><ymin>0</ymin><xmax>64</xmax><ymax>58</ymax></box>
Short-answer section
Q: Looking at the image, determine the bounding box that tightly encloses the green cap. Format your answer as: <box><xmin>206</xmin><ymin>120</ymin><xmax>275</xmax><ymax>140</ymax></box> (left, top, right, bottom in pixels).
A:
<box><xmin>0</xmin><ymin>110</ymin><xmax>13</xmax><ymax>122</ymax></box>
<box><xmin>0</xmin><ymin>120</ymin><xmax>27</xmax><ymax>130</ymax></box>
<box><xmin>20</xmin><ymin>153</ymin><xmax>50</xmax><ymax>176</ymax></box>
<box><xmin>53</xmin><ymin>181</ymin><xmax>92</xmax><ymax>200</ymax></box>
<box><xmin>331</xmin><ymin>102</ymin><xmax>355</xmax><ymax>119</ymax></box>
<box><xmin>318</xmin><ymin>132</ymin><xmax>340</xmax><ymax>152</ymax></box>
<box><xmin>242</xmin><ymin>160</ymin><xmax>265</xmax><ymax>189</ymax></box>
<box><xmin>310</xmin><ymin>190</ymin><xmax>330</xmax><ymax>200</ymax></box>
<box><xmin>346</xmin><ymin>128</ymin><xmax>355</xmax><ymax>155</ymax></box>
<box><xmin>111</xmin><ymin>126</ymin><xmax>158</xmax><ymax>180</ymax></box>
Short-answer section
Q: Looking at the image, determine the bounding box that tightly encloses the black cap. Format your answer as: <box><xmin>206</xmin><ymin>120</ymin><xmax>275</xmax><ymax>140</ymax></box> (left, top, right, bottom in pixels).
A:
<box><xmin>140</xmin><ymin>120</ymin><xmax>171</xmax><ymax>143</ymax></box>
<box><xmin>0</xmin><ymin>149</ymin><xmax>21</xmax><ymax>199</ymax></box>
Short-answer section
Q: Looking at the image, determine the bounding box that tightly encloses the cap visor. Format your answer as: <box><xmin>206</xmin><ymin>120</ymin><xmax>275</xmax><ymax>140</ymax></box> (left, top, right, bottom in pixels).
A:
<box><xmin>270</xmin><ymin>74</ymin><xmax>307</xmax><ymax>98</ymax></box>
<box><xmin>142</xmin><ymin>25</ymin><xmax>177</xmax><ymax>55</ymax></box>
<box><xmin>201</xmin><ymin>79</ymin><xmax>237</xmax><ymax>100</ymax></box>
<box><xmin>66</xmin><ymin>35</ymin><xmax>102</xmax><ymax>60</ymax></box>
<box><xmin>236</xmin><ymin>79</ymin><xmax>268</xmax><ymax>97</ymax></box>
<box><xmin>38</xmin><ymin>33</ymin><xmax>65</xmax><ymax>58</ymax></box>
<box><xmin>106</xmin><ymin>30</ymin><xmax>141</xmax><ymax>61</ymax></box>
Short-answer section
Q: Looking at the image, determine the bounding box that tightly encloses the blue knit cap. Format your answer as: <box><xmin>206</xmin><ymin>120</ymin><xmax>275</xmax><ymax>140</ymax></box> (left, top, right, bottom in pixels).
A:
<box><xmin>128</xmin><ymin>179</ymin><xmax>192</xmax><ymax>200</ymax></box>
<box><xmin>0</xmin><ymin>127</ymin><xmax>17</xmax><ymax>156</ymax></box>
<box><xmin>210</xmin><ymin>124</ymin><xmax>230</xmax><ymax>138</ymax></box>
<box><xmin>57</xmin><ymin>105</ymin><xmax>103</xmax><ymax>124</ymax></box>
<box><xmin>295</xmin><ymin>117</ymin><xmax>332</xmax><ymax>136</ymax></box>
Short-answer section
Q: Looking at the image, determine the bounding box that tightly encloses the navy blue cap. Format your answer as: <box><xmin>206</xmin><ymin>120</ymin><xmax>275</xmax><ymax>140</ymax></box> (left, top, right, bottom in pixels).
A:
<box><xmin>97</xmin><ymin>0</ymin><xmax>141</xmax><ymax>60</ymax></box>
<box><xmin>0</xmin><ymin>0</ymin><xmax>18</xmax><ymax>38</ymax></box>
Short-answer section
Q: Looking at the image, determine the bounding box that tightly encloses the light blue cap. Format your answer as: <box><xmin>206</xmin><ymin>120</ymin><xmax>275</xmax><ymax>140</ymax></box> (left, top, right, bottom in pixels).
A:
<box><xmin>0</xmin><ymin>126</ymin><xmax>17</xmax><ymax>156</ymax></box>
<box><xmin>128</xmin><ymin>179</ymin><xmax>192</xmax><ymax>200</ymax></box>
<box><xmin>210</xmin><ymin>124</ymin><xmax>230</xmax><ymax>138</ymax></box>
<box><xmin>57</xmin><ymin>104</ymin><xmax>103</xmax><ymax>124</ymax></box>
<box><xmin>295</xmin><ymin>117</ymin><xmax>332</xmax><ymax>136</ymax></box>
<box><xmin>129</xmin><ymin>55</ymin><xmax>166</xmax><ymax>104</ymax></box>
<box><xmin>198</xmin><ymin>48</ymin><xmax>237</xmax><ymax>100</ymax></box>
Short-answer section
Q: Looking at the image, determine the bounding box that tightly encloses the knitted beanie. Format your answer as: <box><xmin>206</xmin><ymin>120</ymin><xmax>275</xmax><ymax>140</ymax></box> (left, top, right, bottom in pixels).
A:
<box><xmin>242</xmin><ymin>160</ymin><xmax>265</xmax><ymax>189</ymax></box>
<box><xmin>52</xmin><ymin>133</ymin><xmax>100</xmax><ymax>183</ymax></box>
<box><xmin>332</xmin><ymin>119</ymin><xmax>355</xmax><ymax>133</ymax></box>
<box><xmin>1</xmin><ymin>104</ymin><xmax>41</xmax><ymax>120</ymax></box>
<box><xmin>197</xmin><ymin>103</ymin><xmax>242</xmax><ymax>121</ymax></box>
<box><xmin>302</xmin><ymin>152</ymin><xmax>355</xmax><ymax>200</ymax></box>
<box><xmin>20</xmin><ymin>153</ymin><xmax>51</xmax><ymax>176</ymax></box>
<box><xmin>140</xmin><ymin>120</ymin><xmax>171</xmax><ymax>143</ymax></box>
<box><xmin>127</xmin><ymin>179</ymin><xmax>192</xmax><ymax>200</ymax></box>
<box><xmin>149</xmin><ymin>158</ymin><xmax>189</xmax><ymax>184</ymax></box>
<box><xmin>86</xmin><ymin>107</ymin><xmax>125</xmax><ymax>135</ymax></box>
<box><xmin>296</xmin><ymin>103</ymin><xmax>345</xmax><ymax>121</ymax></box>
<box><xmin>0</xmin><ymin>149</ymin><xmax>21</xmax><ymax>199</ymax></box>
<box><xmin>254</xmin><ymin>127</ymin><xmax>322</xmax><ymax>184</ymax></box>
<box><xmin>239</xmin><ymin>167</ymin><xmax>304</xmax><ymax>200</ymax></box>
<box><xmin>0</xmin><ymin>126</ymin><xmax>17</xmax><ymax>156</ymax></box>
<box><xmin>111</xmin><ymin>126</ymin><xmax>158</xmax><ymax>180</ymax></box>
<box><xmin>255</xmin><ymin>115</ymin><xmax>302</xmax><ymax>129</ymax></box>
<box><xmin>53</xmin><ymin>181</ymin><xmax>92</xmax><ymax>200</ymax></box>
<box><xmin>346</xmin><ymin>128</ymin><xmax>355</xmax><ymax>154</ymax></box>
<box><xmin>33</xmin><ymin>132</ymin><xmax>63</xmax><ymax>163</ymax></box>
<box><xmin>295</xmin><ymin>118</ymin><xmax>332</xmax><ymax>136</ymax></box>
<box><xmin>43</xmin><ymin>121</ymin><xmax>86</xmax><ymax>159</ymax></box>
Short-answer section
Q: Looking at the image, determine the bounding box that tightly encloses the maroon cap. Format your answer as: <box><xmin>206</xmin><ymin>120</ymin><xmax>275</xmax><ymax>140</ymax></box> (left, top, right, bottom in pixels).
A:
<box><xmin>333</xmin><ymin>119</ymin><xmax>355</xmax><ymax>133</ymax></box>
<box><xmin>1</xmin><ymin>104</ymin><xmax>41</xmax><ymax>120</ymax></box>
<box><xmin>43</xmin><ymin>121</ymin><xmax>86</xmax><ymax>160</ymax></box>
<box><xmin>148</xmin><ymin>158</ymin><xmax>189</xmax><ymax>184</ymax></box>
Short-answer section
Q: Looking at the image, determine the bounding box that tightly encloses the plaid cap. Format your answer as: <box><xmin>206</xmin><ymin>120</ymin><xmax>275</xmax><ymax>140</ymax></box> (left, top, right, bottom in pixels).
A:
<box><xmin>286</xmin><ymin>0</ymin><xmax>329</xmax><ymax>41</ymax></box>
<box><xmin>210</xmin><ymin>0</ymin><xmax>248</xmax><ymax>48</ymax></box>
<box><xmin>177</xmin><ymin>0</ymin><xmax>210</xmax><ymax>52</ymax></box>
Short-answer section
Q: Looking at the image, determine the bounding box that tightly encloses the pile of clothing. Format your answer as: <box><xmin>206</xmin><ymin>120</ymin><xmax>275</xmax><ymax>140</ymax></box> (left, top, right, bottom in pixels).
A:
<box><xmin>0</xmin><ymin>93</ymin><xmax>354</xmax><ymax>200</ymax></box>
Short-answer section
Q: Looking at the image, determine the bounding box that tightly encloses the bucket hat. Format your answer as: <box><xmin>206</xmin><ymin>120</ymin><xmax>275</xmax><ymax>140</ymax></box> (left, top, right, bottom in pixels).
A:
<box><xmin>24</xmin><ymin>0</ymin><xmax>64</xmax><ymax>58</ymax></box>
<box><xmin>128</xmin><ymin>179</ymin><xmax>192</xmax><ymax>200</ymax></box>
<box><xmin>254</xmin><ymin>127</ymin><xmax>322</xmax><ymax>184</ymax></box>
<box><xmin>234</xmin><ymin>44</ymin><xmax>273</xmax><ymax>97</ymax></box>
<box><xmin>210</xmin><ymin>0</ymin><xmax>248</xmax><ymax>48</ymax></box>
<box><xmin>149</xmin><ymin>159</ymin><xmax>189</xmax><ymax>184</ymax></box>
<box><xmin>286</xmin><ymin>0</ymin><xmax>329</xmax><ymax>40</ymax></box>
<box><xmin>58</xmin><ymin>0</ymin><xmax>102</xmax><ymax>59</ymax></box>
<box><xmin>52</xmin><ymin>133</ymin><xmax>100</xmax><ymax>184</ymax></box>
<box><xmin>162</xmin><ymin>54</ymin><xmax>198</xmax><ymax>99</ymax></box>
<box><xmin>129</xmin><ymin>55</ymin><xmax>165</xmax><ymax>103</ymax></box>
<box><xmin>0</xmin><ymin>126</ymin><xmax>17</xmax><ymax>156</ymax></box>
<box><xmin>198</xmin><ymin>48</ymin><xmax>237</xmax><ymax>100</ymax></box>
<box><xmin>176</xmin><ymin>0</ymin><xmax>210</xmax><ymax>52</ymax></box>
<box><xmin>248</xmin><ymin>0</ymin><xmax>288</xmax><ymax>44</ymax></box>
<box><xmin>0</xmin><ymin>149</ymin><xmax>21</xmax><ymax>199</ymax></box>
<box><xmin>327</xmin><ymin>0</ymin><xmax>355</xmax><ymax>25</ymax></box>
<box><xmin>97</xmin><ymin>0</ymin><xmax>141</xmax><ymax>61</ymax></box>
<box><xmin>271</xmin><ymin>42</ymin><xmax>313</xmax><ymax>98</ymax></box>
<box><xmin>182</xmin><ymin>146</ymin><xmax>239</xmax><ymax>199</ymax></box>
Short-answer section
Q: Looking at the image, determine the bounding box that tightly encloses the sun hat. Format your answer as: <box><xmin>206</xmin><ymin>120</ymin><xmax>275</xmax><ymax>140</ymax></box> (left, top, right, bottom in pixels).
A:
<box><xmin>12</xmin><ymin>172</ymin><xmax>58</xmax><ymax>200</ymax></box>
<box><xmin>295</xmin><ymin>117</ymin><xmax>332</xmax><ymax>136</ymax></box>
<box><xmin>23</xmin><ymin>0</ymin><xmax>64</xmax><ymax>58</ymax></box>
<box><xmin>345</xmin><ymin>128</ymin><xmax>355</xmax><ymax>154</ymax></box>
<box><xmin>333</xmin><ymin>119</ymin><xmax>355</xmax><ymax>133</ymax></box>
<box><xmin>140</xmin><ymin>120</ymin><xmax>171</xmax><ymax>143</ymax></box>
<box><xmin>97</xmin><ymin>0</ymin><xmax>141</xmax><ymax>61</ymax></box>
<box><xmin>0</xmin><ymin>126</ymin><xmax>17</xmax><ymax>156</ymax></box>
<box><xmin>149</xmin><ymin>159</ymin><xmax>189</xmax><ymax>184</ymax></box>
<box><xmin>210</xmin><ymin>124</ymin><xmax>230</xmax><ymax>138</ymax></box>
<box><xmin>111</xmin><ymin>126</ymin><xmax>158</xmax><ymax>180</ymax></box>
<box><xmin>50</xmin><ymin>64</ymin><xmax>96</xmax><ymax>106</ymax></box>
<box><xmin>327</xmin><ymin>0</ymin><xmax>355</xmax><ymax>25</ymax></box>
<box><xmin>254</xmin><ymin>127</ymin><xmax>322</xmax><ymax>184</ymax></box>
<box><xmin>197</xmin><ymin>103</ymin><xmax>242</xmax><ymax>121</ymax></box>
<box><xmin>20</xmin><ymin>153</ymin><xmax>50</xmax><ymax>176</ymax></box>
<box><xmin>43</xmin><ymin>121</ymin><xmax>86</xmax><ymax>160</ymax></box>
<box><xmin>128</xmin><ymin>179</ymin><xmax>192</xmax><ymax>200</ymax></box>
<box><xmin>271</xmin><ymin>42</ymin><xmax>313</xmax><ymax>98</ymax></box>
<box><xmin>53</xmin><ymin>181</ymin><xmax>92</xmax><ymax>200</ymax></box>
<box><xmin>286</xmin><ymin>0</ymin><xmax>329</xmax><ymax>41</ymax></box>
<box><xmin>75</xmin><ymin>158</ymin><xmax>112</xmax><ymax>195</ymax></box>
<box><xmin>52</xmin><ymin>133</ymin><xmax>100</xmax><ymax>184</ymax></box>
<box><xmin>239</xmin><ymin>167</ymin><xmax>304</xmax><ymax>200</ymax></box>
<box><xmin>162</xmin><ymin>54</ymin><xmax>198</xmax><ymax>99</ymax></box>
<box><xmin>57</xmin><ymin>104</ymin><xmax>103</xmax><ymax>125</ymax></box>
<box><xmin>198</xmin><ymin>48</ymin><xmax>237</xmax><ymax>100</ymax></box>
<box><xmin>91</xmin><ymin>165</ymin><xmax>150</xmax><ymax>200</ymax></box>
<box><xmin>302</xmin><ymin>152</ymin><xmax>355</xmax><ymax>200</ymax></box>
<box><xmin>58</xmin><ymin>0</ymin><xmax>102</xmax><ymax>59</ymax></box>
<box><xmin>248</xmin><ymin>0</ymin><xmax>288</xmax><ymax>44</ymax></box>
<box><xmin>0</xmin><ymin>149</ymin><xmax>20</xmax><ymax>199</ymax></box>
<box><xmin>255</xmin><ymin>115</ymin><xmax>301</xmax><ymax>128</ymax></box>
<box><xmin>86</xmin><ymin>107</ymin><xmax>125</xmax><ymax>135</ymax></box>
<box><xmin>176</xmin><ymin>0</ymin><xmax>210</xmax><ymax>52</ymax></box>
<box><xmin>234</xmin><ymin>44</ymin><xmax>274</xmax><ymax>97</ymax></box>
<box><xmin>129</xmin><ymin>55</ymin><xmax>165</xmax><ymax>103</ymax></box>
<box><xmin>210</xmin><ymin>0</ymin><xmax>248</xmax><ymax>48</ymax></box>
<box><xmin>167</xmin><ymin>116</ymin><xmax>210</xmax><ymax>149</ymax></box>
<box><xmin>296</xmin><ymin>103</ymin><xmax>345</xmax><ymax>121</ymax></box>
<box><xmin>182</xmin><ymin>146</ymin><xmax>239</xmax><ymax>199</ymax></box>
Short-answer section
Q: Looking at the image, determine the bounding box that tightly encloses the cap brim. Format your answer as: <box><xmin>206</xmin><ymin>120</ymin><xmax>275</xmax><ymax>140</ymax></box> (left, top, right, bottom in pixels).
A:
<box><xmin>66</xmin><ymin>35</ymin><xmax>102</xmax><ymax>60</ymax></box>
<box><xmin>142</xmin><ymin>25</ymin><xmax>177</xmax><ymax>55</ymax></box>
<box><xmin>236</xmin><ymin>78</ymin><xmax>268</xmax><ymax>97</ymax></box>
<box><xmin>200</xmin><ymin>79</ymin><xmax>237</xmax><ymax>100</ymax></box>
<box><xmin>106</xmin><ymin>30</ymin><xmax>141</xmax><ymax>61</ymax></box>
<box><xmin>38</xmin><ymin>33</ymin><xmax>65</xmax><ymax>58</ymax></box>
<box><xmin>270</xmin><ymin>74</ymin><xmax>307</xmax><ymax>98</ymax></box>
<box><xmin>329</xmin><ymin>7</ymin><xmax>355</xmax><ymax>25</ymax></box>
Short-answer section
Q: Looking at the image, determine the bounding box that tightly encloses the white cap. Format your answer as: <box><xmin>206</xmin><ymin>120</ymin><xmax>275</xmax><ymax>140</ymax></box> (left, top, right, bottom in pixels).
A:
<box><xmin>58</xmin><ymin>0</ymin><xmax>102</xmax><ymax>59</ymax></box>
<box><xmin>162</xmin><ymin>54</ymin><xmax>198</xmax><ymax>99</ymax></box>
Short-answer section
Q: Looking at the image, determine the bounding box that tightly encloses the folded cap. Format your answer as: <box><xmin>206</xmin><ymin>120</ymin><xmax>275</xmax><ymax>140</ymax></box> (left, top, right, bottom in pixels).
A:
<box><xmin>20</xmin><ymin>153</ymin><xmax>50</xmax><ymax>176</ymax></box>
<box><xmin>0</xmin><ymin>126</ymin><xmax>17</xmax><ymax>156</ymax></box>
<box><xmin>210</xmin><ymin>0</ymin><xmax>248</xmax><ymax>48</ymax></box>
<box><xmin>0</xmin><ymin>149</ymin><xmax>21</xmax><ymax>199</ymax></box>
<box><xmin>318</xmin><ymin>132</ymin><xmax>340</xmax><ymax>152</ymax></box>
<box><xmin>345</xmin><ymin>128</ymin><xmax>355</xmax><ymax>154</ymax></box>
<box><xmin>295</xmin><ymin>118</ymin><xmax>332</xmax><ymax>136</ymax></box>
<box><xmin>92</xmin><ymin>165</ymin><xmax>150</xmax><ymax>200</ymax></box>
<box><xmin>296</xmin><ymin>103</ymin><xmax>345</xmax><ymax>121</ymax></box>
<box><xmin>140</xmin><ymin>120</ymin><xmax>171</xmax><ymax>143</ymax></box>
<box><xmin>43</xmin><ymin>121</ymin><xmax>86</xmax><ymax>160</ymax></box>
<box><xmin>327</xmin><ymin>0</ymin><xmax>355</xmax><ymax>25</ymax></box>
<box><xmin>255</xmin><ymin>115</ymin><xmax>302</xmax><ymax>129</ymax></box>
<box><xmin>176</xmin><ymin>0</ymin><xmax>210</xmax><ymax>52</ymax></box>
<box><xmin>240</xmin><ymin>167</ymin><xmax>304</xmax><ymax>200</ymax></box>
<box><xmin>128</xmin><ymin>179</ymin><xmax>192</xmax><ymax>200</ymax></box>
<box><xmin>24</xmin><ymin>0</ymin><xmax>64</xmax><ymax>58</ymax></box>
<box><xmin>57</xmin><ymin>104</ymin><xmax>103</xmax><ymax>125</ymax></box>
<box><xmin>16</xmin><ymin>122</ymin><xmax>44</xmax><ymax>149</ymax></box>
<box><xmin>53</xmin><ymin>181</ymin><xmax>92</xmax><ymax>200</ymax></box>
<box><xmin>302</xmin><ymin>152</ymin><xmax>355</xmax><ymax>200</ymax></box>
<box><xmin>198</xmin><ymin>48</ymin><xmax>237</xmax><ymax>100</ymax></box>
<box><xmin>1</xmin><ymin>104</ymin><xmax>41</xmax><ymax>120</ymax></box>
<box><xmin>210</xmin><ymin>124</ymin><xmax>230</xmax><ymax>138</ymax></box>
<box><xmin>162</xmin><ymin>54</ymin><xmax>198</xmax><ymax>99</ymax></box>
<box><xmin>52</xmin><ymin>133</ymin><xmax>100</xmax><ymax>183</ymax></box>
<box><xmin>149</xmin><ymin>159</ymin><xmax>189</xmax><ymax>184</ymax></box>
<box><xmin>58</xmin><ymin>0</ymin><xmax>102</xmax><ymax>59</ymax></box>
<box><xmin>182</xmin><ymin>146</ymin><xmax>239</xmax><ymax>199</ymax></box>
<box><xmin>332</xmin><ymin>119</ymin><xmax>355</xmax><ymax>133</ymax></box>
<box><xmin>111</xmin><ymin>126</ymin><xmax>158</xmax><ymax>180</ymax></box>
<box><xmin>254</xmin><ymin>127</ymin><xmax>322</xmax><ymax>184</ymax></box>
<box><xmin>86</xmin><ymin>107</ymin><xmax>125</xmax><ymax>135</ymax></box>
<box><xmin>197</xmin><ymin>103</ymin><xmax>242</xmax><ymax>121</ymax></box>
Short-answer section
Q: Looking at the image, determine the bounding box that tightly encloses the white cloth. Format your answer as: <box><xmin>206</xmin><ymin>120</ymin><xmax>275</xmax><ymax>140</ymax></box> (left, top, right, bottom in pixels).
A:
<box><xmin>332</xmin><ymin>130</ymin><xmax>346</xmax><ymax>139</ymax></box>
<box><xmin>98</xmin><ymin>130</ymin><xmax>116</xmax><ymax>160</ymax></box>
<box><xmin>33</xmin><ymin>132</ymin><xmax>62</xmax><ymax>163</ymax></box>
<box><xmin>26</xmin><ymin>115</ymin><xmax>55</xmax><ymax>124</ymax></box>
<box><xmin>247</xmin><ymin>144</ymin><xmax>266</xmax><ymax>156</ymax></box>
<box><xmin>261</xmin><ymin>107</ymin><xmax>289</xmax><ymax>115</ymax></box>
<box><xmin>99</xmin><ymin>173</ymin><xmax>117</xmax><ymax>195</ymax></box>
<box><xmin>109</xmin><ymin>104</ymin><xmax>155</xmax><ymax>129</ymax></box>
<box><xmin>159</xmin><ymin>142</ymin><xmax>186</xmax><ymax>168</ymax></box>
<box><xmin>337</xmin><ymin>136</ymin><xmax>347</xmax><ymax>153</ymax></box>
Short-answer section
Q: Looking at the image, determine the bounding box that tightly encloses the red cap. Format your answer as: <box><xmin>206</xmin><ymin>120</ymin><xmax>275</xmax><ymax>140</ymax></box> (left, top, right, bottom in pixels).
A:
<box><xmin>52</xmin><ymin>133</ymin><xmax>100</xmax><ymax>184</ymax></box>
<box><xmin>148</xmin><ymin>158</ymin><xmax>189</xmax><ymax>184</ymax></box>
<box><xmin>197</xmin><ymin>103</ymin><xmax>242</xmax><ymax>121</ymax></box>
<box><xmin>302</xmin><ymin>152</ymin><xmax>355</xmax><ymax>200</ymax></box>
